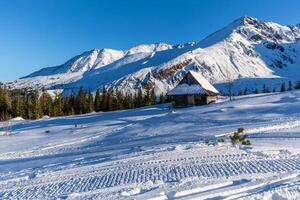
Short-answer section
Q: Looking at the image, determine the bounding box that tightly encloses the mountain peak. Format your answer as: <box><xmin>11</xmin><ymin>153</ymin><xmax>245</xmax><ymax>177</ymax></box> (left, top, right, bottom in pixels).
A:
<box><xmin>239</xmin><ymin>16</ymin><xmax>260</xmax><ymax>24</ymax></box>
<box><xmin>11</xmin><ymin>16</ymin><xmax>300</xmax><ymax>96</ymax></box>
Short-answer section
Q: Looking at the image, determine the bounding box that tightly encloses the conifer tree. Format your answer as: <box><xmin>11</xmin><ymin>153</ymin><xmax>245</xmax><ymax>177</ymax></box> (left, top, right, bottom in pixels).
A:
<box><xmin>94</xmin><ymin>89</ymin><xmax>101</xmax><ymax>112</ymax></box>
<box><xmin>263</xmin><ymin>84</ymin><xmax>269</xmax><ymax>93</ymax></box>
<box><xmin>62</xmin><ymin>95</ymin><xmax>73</xmax><ymax>116</ymax></box>
<box><xmin>0</xmin><ymin>87</ymin><xmax>12</xmax><ymax>120</ymax></box>
<box><xmin>31</xmin><ymin>91</ymin><xmax>42</xmax><ymax>119</ymax></box>
<box><xmin>106</xmin><ymin>89</ymin><xmax>113</xmax><ymax>111</ymax></box>
<box><xmin>40</xmin><ymin>91</ymin><xmax>52</xmax><ymax>116</ymax></box>
<box><xmin>243</xmin><ymin>87</ymin><xmax>248</xmax><ymax>95</ymax></box>
<box><xmin>159</xmin><ymin>93</ymin><xmax>166</xmax><ymax>103</ymax></box>
<box><xmin>76</xmin><ymin>86</ymin><xmax>87</xmax><ymax>114</ymax></box>
<box><xmin>24</xmin><ymin>93</ymin><xmax>32</xmax><ymax>119</ymax></box>
<box><xmin>150</xmin><ymin>88</ymin><xmax>156</xmax><ymax>105</ymax></box>
<box><xmin>280</xmin><ymin>83</ymin><xmax>286</xmax><ymax>92</ymax></box>
<box><xmin>52</xmin><ymin>92</ymin><xmax>63</xmax><ymax>116</ymax></box>
<box><xmin>144</xmin><ymin>86</ymin><xmax>152</xmax><ymax>105</ymax></box>
<box><xmin>114</xmin><ymin>90</ymin><xmax>124</xmax><ymax>110</ymax></box>
<box><xmin>12</xmin><ymin>91</ymin><xmax>24</xmax><ymax>118</ymax></box>
<box><xmin>124</xmin><ymin>93</ymin><xmax>134</xmax><ymax>109</ymax></box>
<box><xmin>100</xmin><ymin>86</ymin><xmax>107</xmax><ymax>111</ymax></box>
<box><xmin>288</xmin><ymin>81</ymin><xmax>292</xmax><ymax>91</ymax></box>
<box><xmin>87</xmin><ymin>91</ymin><xmax>94</xmax><ymax>113</ymax></box>
<box><xmin>136</xmin><ymin>88</ymin><xmax>144</xmax><ymax>107</ymax></box>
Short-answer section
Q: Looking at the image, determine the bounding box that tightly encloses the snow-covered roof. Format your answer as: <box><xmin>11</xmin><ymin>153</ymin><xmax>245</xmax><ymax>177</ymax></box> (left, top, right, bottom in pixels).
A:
<box><xmin>167</xmin><ymin>71</ymin><xmax>219</xmax><ymax>96</ymax></box>
<box><xmin>167</xmin><ymin>84</ymin><xmax>205</xmax><ymax>95</ymax></box>
<box><xmin>189</xmin><ymin>71</ymin><xmax>219</xmax><ymax>94</ymax></box>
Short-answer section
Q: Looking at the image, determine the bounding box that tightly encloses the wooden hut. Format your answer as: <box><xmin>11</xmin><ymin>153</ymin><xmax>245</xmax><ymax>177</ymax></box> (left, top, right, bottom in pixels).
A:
<box><xmin>167</xmin><ymin>71</ymin><xmax>219</xmax><ymax>107</ymax></box>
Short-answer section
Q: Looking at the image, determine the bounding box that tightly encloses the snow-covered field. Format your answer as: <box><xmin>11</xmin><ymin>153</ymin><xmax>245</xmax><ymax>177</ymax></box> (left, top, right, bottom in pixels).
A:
<box><xmin>1</xmin><ymin>91</ymin><xmax>300</xmax><ymax>199</ymax></box>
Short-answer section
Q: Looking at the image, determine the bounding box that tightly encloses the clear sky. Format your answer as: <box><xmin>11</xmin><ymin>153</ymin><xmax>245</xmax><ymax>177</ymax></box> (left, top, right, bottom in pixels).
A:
<box><xmin>0</xmin><ymin>0</ymin><xmax>299</xmax><ymax>80</ymax></box>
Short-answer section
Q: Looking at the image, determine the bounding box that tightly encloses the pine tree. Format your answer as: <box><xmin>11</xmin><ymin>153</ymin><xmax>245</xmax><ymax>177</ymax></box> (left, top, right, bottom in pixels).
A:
<box><xmin>106</xmin><ymin>89</ymin><xmax>113</xmax><ymax>111</ymax></box>
<box><xmin>243</xmin><ymin>87</ymin><xmax>248</xmax><ymax>95</ymax></box>
<box><xmin>114</xmin><ymin>90</ymin><xmax>124</xmax><ymax>110</ymax></box>
<box><xmin>87</xmin><ymin>91</ymin><xmax>94</xmax><ymax>113</ymax></box>
<box><xmin>101</xmin><ymin>86</ymin><xmax>108</xmax><ymax>111</ymax></box>
<box><xmin>150</xmin><ymin>88</ymin><xmax>156</xmax><ymax>105</ymax></box>
<box><xmin>159</xmin><ymin>93</ymin><xmax>166</xmax><ymax>104</ymax></box>
<box><xmin>24</xmin><ymin>93</ymin><xmax>32</xmax><ymax>119</ymax></box>
<box><xmin>12</xmin><ymin>91</ymin><xmax>24</xmax><ymax>118</ymax></box>
<box><xmin>52</xmin><ymin>92</ymin><xmax>63</xmax><ymax>116</ymax></box>
<box><xmin>40</xmin><ymin>91</ymin><xmax>52</xmax><ymax>116</ymax></box>
<box><xmin>0</xmin><ymin>87</ymin><xmax>12</xmax><ymax>120</ymax></box>
<box><xmin>94</xmin><ymin>89</ymin><xmax>101</xmax><ymax>112</ymax></box>
<box><xmin>280</xmin><ymin>83</ymin><xmax>286</xmax><ymax>92</ymax></box>
<box><xmin>144</xmin><ymin>86</ymin><xmax>151</xmax><ymax>105</ymax></box>
<box><xmin>136</xmin><ymin>88</ymin><xmax>144</xmax><ymax>107</ymax></box>
<box><xmin>62</xmin><ymin>95</ymin><xmax>72</xmax><ymax>116</ymax></box>
<box><xmin>31</xmin><ymin>91</ymin><xmax>42</xmax><ymax>119</ymax></box>
<box><xmin>69</xmin><ymin>94</ymin><xmax>76</xmax><ymax>115</ymax></box>
<box><xmin>263</xmin><ymin>84</ymin><xmax>269</xmax><ymax>93</ymax></box>
<box><xmin>76</xmin><ymin>86</ymin><xmax>87</xmax><ymax>114</ymax></box>
<box><xmin>254</xmin><ymin>88</ymin><xmax>259</xmax><ymax>94</ymax></box>
<box><xmin>272</xmin><ymin>88</ymin><xmax>276</xmax><ymax>93</ymax></box>
<box><xmin>288</xmin><ymin>81</ymin><xmax>292</xmax><ymax>91</ymax></box>
<box><xmin>124</xmin><ymin>93</ymin><xmax>134</xmax><ymax>109</ymax></box>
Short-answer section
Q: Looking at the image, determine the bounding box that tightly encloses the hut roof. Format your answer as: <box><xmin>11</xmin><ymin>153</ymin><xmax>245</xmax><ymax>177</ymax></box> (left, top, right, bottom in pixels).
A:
<box><xmin>167</xmin><ymin>71</ymin><xmax>219</xmax><ymax>96</ymax></box>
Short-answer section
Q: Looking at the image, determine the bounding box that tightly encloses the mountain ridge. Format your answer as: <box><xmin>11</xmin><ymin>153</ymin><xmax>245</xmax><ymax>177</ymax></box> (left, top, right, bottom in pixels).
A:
<box><xmin>4</xmin><ymin>16</ymin><xmax>300</xmax><ymax>95</ymax></box>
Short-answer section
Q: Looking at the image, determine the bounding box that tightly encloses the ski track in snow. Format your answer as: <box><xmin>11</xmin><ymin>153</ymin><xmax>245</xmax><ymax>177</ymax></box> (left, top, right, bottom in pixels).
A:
<box><xmin>1</xmin><ymin>146</ymin><xmax>300</xmax><ymax>199</ymax></box>
<box><xmin>1</xmin><ymin>92</ymin><xmax>300</xmax><ymax>199</ymax></box>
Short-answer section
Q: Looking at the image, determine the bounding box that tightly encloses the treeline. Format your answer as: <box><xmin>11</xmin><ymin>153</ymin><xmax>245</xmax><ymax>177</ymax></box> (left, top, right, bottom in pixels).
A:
<box><xmin>236</xmin><ymin>81</ymin><xmax>299</xmax><ymax>96</ymax></box>
<box><xmin>0</xmin><ymin>86</ymin><xmax>167</xmax><ymax>121</ymax></box>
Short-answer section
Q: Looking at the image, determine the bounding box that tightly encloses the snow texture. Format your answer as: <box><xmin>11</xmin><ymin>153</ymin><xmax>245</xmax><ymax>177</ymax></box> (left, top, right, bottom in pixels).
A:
<box><xmin>1</xmin><ymin>91</ymin><xmax>300</xmax><ymax>199</ymax></box>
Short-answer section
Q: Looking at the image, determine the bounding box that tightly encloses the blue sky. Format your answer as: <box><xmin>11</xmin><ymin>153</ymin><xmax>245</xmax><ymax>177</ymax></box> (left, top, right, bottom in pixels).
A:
<box><xmin>0</xmin><ymin>0</ymin><xmax>299</xmax><ymax>80</ymax></box>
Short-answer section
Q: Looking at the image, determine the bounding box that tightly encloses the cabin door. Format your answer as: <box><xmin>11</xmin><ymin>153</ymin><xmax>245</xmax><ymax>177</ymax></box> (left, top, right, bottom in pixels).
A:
<box><xmin>186</xmin><ymin>95</ymin><xmax>195</xmax><ymax>105</ymax></box>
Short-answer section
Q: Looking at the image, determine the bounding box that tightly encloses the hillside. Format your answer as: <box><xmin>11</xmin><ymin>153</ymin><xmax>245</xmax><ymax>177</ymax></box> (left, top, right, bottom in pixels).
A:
<box><xmin>1</xmin><ymin>91</ymin><xmax>300</xmax><ymax>198</ymax></box>
<box><xmin>4</xmin><ymin>16</ymin><xmax>300</xmax><ymax>95</ymax></box>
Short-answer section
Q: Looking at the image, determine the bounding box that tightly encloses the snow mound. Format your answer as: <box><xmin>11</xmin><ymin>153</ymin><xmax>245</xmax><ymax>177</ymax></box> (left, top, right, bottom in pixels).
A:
<box><xmin>42</xmin><ymin>115</ymin><xmax>50</xmax><ymax>119</ymax></box>
<box><xmin>9</xmin><ymin>117</ymin><xmax>25</xmax><ymax>121</ymax></box>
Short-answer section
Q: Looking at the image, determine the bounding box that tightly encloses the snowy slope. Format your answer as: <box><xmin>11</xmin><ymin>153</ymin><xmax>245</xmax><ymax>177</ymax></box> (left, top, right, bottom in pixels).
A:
<box><xmin>3</xmin><ymin>17</ymin><xmax>300</xmax><ymax>95</ymax></box>
<box><xmin>2</xmin><ymin>91</ymin><xmax>300</xmax><ymax>199</ymax></box>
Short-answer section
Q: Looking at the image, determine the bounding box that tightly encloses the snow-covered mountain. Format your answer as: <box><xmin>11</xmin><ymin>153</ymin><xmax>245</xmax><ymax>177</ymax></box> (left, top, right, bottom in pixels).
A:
<box><xmin>4</xmin><ymin>16</ymin><xmax>300</xmax><ymax>95</ymax></box>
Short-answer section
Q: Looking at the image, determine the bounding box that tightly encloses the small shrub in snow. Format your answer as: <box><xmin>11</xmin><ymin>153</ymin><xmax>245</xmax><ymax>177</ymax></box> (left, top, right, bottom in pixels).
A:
<box><xmin>204</xmin><ymin>139</ymin><xmax>210</xmax><ymax>145</ymax></box>
<box><xmin>242</xmin><ymin>139</ymin><xmax>251</xmax><ymax>145</ymax></box>
<box><xmin>218</xmin><ymin>138</ymin><xmax>225</xmax><ymax>143</ymax></box>
<box><xmin>230</xmin><ymin>128</ymin><xmax>250</xmax><ymax>146</ymax></box>
<box><xmin>45</xmin><ymin>130</ymin><xmax>50</xmax><ymax>133</ymax></box>
<box><xmin>237</xmin><ymin>127</ymin><xmax>244</xmax><ymax>133</ymax></box>
<box><xmin>230</xmin><ymin>132</ymin><xmax>240</xmax><ymax>145</ymax></box>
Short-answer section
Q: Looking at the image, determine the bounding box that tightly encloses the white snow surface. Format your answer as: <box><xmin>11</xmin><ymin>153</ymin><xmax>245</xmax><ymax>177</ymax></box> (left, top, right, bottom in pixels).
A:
<box><xmin>1</xmin><ymin>91</ymin><xmax>300</xmax><ymax>199</ymax></box>
<box><xmin>3</xmin><ymin>16</ymin><xmax>300</xmax><ymax>96</ymax></box>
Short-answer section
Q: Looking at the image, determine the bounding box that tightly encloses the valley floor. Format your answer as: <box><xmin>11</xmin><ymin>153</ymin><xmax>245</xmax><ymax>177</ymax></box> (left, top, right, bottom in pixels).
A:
<box><xmin>1</xmin><ymin>91</ymin><xmax>300</xmax><ymax>199</ymax></box>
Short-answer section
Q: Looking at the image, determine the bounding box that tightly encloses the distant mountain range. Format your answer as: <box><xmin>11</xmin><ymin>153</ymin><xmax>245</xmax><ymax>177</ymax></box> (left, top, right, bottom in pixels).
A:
<box><xmin>4</xmin><ymin>16</ymin><xmax>300</xmax><ymax>95</ymax></box>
